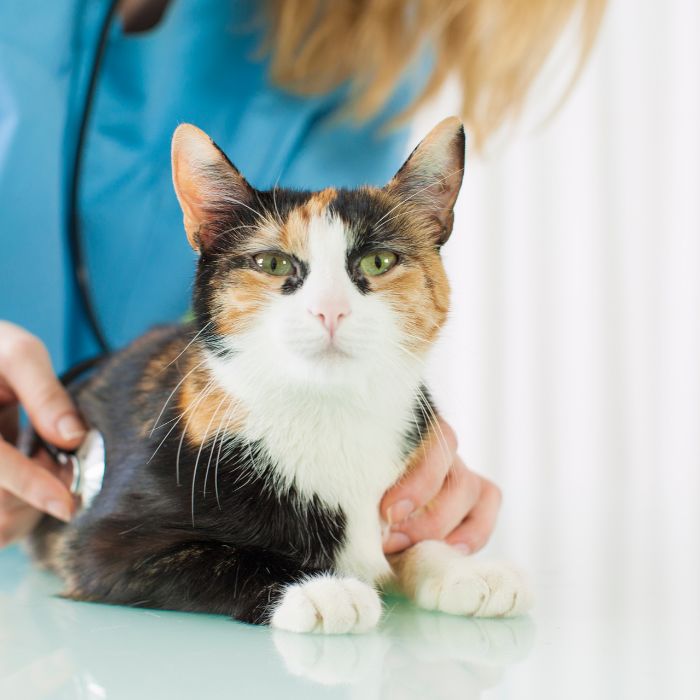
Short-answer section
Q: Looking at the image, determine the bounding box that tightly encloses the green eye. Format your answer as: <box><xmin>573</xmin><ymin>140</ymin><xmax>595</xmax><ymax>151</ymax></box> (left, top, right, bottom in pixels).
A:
<box><xmin>254</xmin><ymin>252</ymin><xmax>294</xmax><ymax>276</ymax></box>
<box><xmin>359</xmin><ymin>250</ymin><xmax>398</xmax><ymax>276</ymax></box>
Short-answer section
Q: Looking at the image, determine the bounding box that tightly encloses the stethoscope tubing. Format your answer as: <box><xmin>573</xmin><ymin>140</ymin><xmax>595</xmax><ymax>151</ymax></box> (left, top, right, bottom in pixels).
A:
<box><xmin>67</xmin><ymin>0</ymin><xmax>121</xmax><ymax>354</ymax></box>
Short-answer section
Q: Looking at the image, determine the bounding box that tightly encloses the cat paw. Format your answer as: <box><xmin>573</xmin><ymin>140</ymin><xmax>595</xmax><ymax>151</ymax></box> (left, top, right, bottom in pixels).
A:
<box><xmin>415</xmin><ymin>560</ymin><xmax>531</xmax><ymax>618</ymax></box>
<box><xmin>270</xmin><ymin>575</ymin><xmax>382</xmax><ymax>634</ymax></box>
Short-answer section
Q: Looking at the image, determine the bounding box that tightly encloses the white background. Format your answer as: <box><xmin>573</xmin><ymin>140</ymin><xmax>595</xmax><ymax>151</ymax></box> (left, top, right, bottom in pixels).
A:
<box><xmin>411</xmin><ymin>0</ymin><xmax>700</xmax><ymax>696</ymax></box>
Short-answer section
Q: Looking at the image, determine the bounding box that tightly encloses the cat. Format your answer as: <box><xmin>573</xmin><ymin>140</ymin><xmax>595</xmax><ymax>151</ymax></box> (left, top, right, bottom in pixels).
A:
<box><xmin>30</xmin><ymin>117</ymin><xmax>529</xmax><ymax>633</ymax></box>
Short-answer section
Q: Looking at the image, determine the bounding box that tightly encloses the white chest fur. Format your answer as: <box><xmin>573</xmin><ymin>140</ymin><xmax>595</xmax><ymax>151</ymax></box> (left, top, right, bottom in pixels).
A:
<box><xmin>208</xmin><ymin>353</ymin><xmax>423</xmax><ymax>584</ymax></box>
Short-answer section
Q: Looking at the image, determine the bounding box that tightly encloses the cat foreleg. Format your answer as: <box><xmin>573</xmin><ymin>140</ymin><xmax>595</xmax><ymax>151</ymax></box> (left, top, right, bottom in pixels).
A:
<box><xmin>58</xmin><ymin>536</ymin><xmax>322</xmax><ymax>626</ymax></box>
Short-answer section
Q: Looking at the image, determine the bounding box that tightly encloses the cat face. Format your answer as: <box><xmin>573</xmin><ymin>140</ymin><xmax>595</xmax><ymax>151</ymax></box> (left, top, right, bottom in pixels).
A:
<box><xmin>171</xmin><ymin>118</ymin><xmax>464</xmax><ymax>389</ymax></box>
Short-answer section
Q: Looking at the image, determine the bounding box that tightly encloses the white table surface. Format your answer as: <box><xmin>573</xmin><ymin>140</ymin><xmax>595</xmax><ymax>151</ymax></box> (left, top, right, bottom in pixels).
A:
<box><xmin>1</xmin><ymin>498</ymin><xmax>699</xmax><ymax>700</ymax></box>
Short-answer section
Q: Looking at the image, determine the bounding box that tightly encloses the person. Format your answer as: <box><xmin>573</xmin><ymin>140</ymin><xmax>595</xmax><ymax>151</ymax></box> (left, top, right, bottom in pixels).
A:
<box><xmin>0</xmin><ymin>0</ymin><xmax>605</xmax><ymax>550</ymax></box>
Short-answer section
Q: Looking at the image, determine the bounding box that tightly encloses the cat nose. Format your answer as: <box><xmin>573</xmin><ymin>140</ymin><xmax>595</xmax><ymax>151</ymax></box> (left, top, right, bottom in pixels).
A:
<box><xmin>308</xmin><ymin>300</ymin><xmax>351</xmax><ymax>337</ymax></box>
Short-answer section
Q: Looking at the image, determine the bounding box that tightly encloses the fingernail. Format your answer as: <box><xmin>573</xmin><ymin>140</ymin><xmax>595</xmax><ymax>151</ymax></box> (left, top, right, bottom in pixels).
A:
<box><xmin>45</xmin><ymin>500</ymin><xmax>72</xmax><ymax>522</ymax></box>
<box><xmin>384</xmin><ymin>532</ymin><xmax>412</xmax><ymax>552</ymax></box>
<box><xmin>453</xmin><ymin>543</ymin><xmax>471</xmax><ymax>555</ymax></box>
<box><xmin>57</xmin><ymin>414</ymin><xmax>86</xmax><ymax>442</ymax></box>
<box><xmin>387</xmin><ymin>499</ymin><xmax>415</xmax><ymax>525</ymax></box>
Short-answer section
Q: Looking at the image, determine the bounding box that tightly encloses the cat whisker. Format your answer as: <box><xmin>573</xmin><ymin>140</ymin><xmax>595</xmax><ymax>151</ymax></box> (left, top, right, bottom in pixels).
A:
<box><xmin>215</xmin><ymin>222</ymin><xmax>265</xmax><ymax>245</ymax></box>
<box><xmin>399</xmin><ymin>328</ymin><xmax>432</xmax><ymax>346</ymax></box>
<box><xmin>379</xmin><ymin>172</ymin><xmax>462</xmax><ymax>227</ymax></box>
<box><xmin>271</xmin><ymin>173</ymin><xmax>283</xmax><ymax>225</ymax></box>
<box><xmin>218</xmin><ymin>434</ymin><xmax>260</xmax><ymax>498</ymax></box>
<box><xmin>146</xmin><ymin>366</ymin><xmax>215</xmax><ymax>464</ymax></box>
<box><xmin>384</xmin><ymin>342</ymin><xmax>454</xmax><ymax>471</ymax></box>
<box><xmin>191</xmin><ymin>394</ymin><xmax>228</xmax><ymax>526</ymax></box>
<box><xmin>203</xmin><ymin>397</ymin><xmax>234</xmax><ymax>499</ymax></box>
<box><xmin>214</xmin><ymin>402</ymin><xmax>243</xmax><ymax>510</ymax></box>
<box><xmin>160</xmin><ymin>320</ymin><xmax>213</xmax><ymax>375</ymax></box>
<box><xmin>149</xmin><ymin>358</ymin><xmax>207</xmax><ymax>437</ymax></box>
<box><xmin>417</xmin><ymin>389</ymin><xmax>454</xmax><ymax>474</ymax></box>
<box><xmin>220</xmin><ymin>196</ymin><xmax>268</xmax><ymax>226</ymax></box>
<box><xmin>412</xmin><ymin>382</ymin><xmax>455</xmax><ymax>474</ymax></box>
<box><xmin>208</xmin><ymin>397</ymin><xmax>245</xmax><ymax>507</ymax></box>
<box><xmin>145</xmin><ymin>410</ymin><xmax>183</xmax><ymax>433</ymax></box>
<box><xmin>175</xmin><ymin>378</ymin><xmax>217</xmax><ymax>488</ymax></box>
<box><xmin>146</xmin><ymin>369</ymin><xmax>212</xmax><ymax>467</ymax></box>
<box><xmin>400</xmin><ymin>329</ymin><xmax>437</xmax><ymax>352</ymax></box>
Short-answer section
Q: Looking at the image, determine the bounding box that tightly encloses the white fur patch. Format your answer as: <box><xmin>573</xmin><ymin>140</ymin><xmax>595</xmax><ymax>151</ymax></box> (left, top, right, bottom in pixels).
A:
<box><xmin>208</xmin><ymin>212</ymin><xmax>426</xmax><ymax>585</ymax></box>
<box><xmin>392</xmin><ymin>541</ymin><xmax>532</xmax><ymax>617</ymax></box>
<box><xmin>270</xmin><ymin>575</ymin><xmax>382</xmax><ymax>634</ymax></box>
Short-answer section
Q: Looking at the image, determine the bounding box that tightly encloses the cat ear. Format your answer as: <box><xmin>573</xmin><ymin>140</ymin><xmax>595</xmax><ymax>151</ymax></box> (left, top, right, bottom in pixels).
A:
<box><xmin>386</xmin><ymin>116</ymin><xmax>465</xmax><ymax>246</ymax></box>
<box><xmin>171</xmin><ymin>124</ymin><xmax>254</xmax><ymax>252</ymax></box>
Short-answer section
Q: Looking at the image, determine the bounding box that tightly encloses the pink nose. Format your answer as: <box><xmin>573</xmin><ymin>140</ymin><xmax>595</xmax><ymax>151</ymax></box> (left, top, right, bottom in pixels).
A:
<box><xmin>308</xmin><ymin>300</ymin><xmax>351</xmax><ymax>336</ymax></box>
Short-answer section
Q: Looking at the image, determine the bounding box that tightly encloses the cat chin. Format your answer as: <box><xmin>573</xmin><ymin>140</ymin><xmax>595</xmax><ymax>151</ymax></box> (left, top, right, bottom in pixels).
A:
<box><xmin>280</xmin><ymin>348</ymin><xmax>366</xmax><ymax>388</ymax></box>
<box><xmin>206</xmin><ymin>344</ymin><xmax>368</xmax><ymax>399</ymax></box>
<box><xmin>260</xmin><ymin>333</ymin><xmax>371</xmax><ymax>384</ymax></box>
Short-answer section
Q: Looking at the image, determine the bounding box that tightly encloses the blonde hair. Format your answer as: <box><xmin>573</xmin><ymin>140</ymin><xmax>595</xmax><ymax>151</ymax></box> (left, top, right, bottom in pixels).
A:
<box><xmin>263</xmin><ymin>0</ymin><xmax>607</xmax><ymax>145</ymax></box>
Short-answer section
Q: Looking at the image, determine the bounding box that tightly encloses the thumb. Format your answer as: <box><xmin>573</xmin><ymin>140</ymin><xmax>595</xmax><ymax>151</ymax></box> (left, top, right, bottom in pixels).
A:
<box><xmin>0</xmin><ymin>328</ymin><xmax>86</xmax><ymax>450</ymax></box>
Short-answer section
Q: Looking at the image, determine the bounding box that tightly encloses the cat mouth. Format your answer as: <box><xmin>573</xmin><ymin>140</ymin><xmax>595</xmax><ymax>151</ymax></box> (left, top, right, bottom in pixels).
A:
<box><xmin>310</xmin><ymin>343</ymin><xmax>353</xmax><ymax>361</ymax></box>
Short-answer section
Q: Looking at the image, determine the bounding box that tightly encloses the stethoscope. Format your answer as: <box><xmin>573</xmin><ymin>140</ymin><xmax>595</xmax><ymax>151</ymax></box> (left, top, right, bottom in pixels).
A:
<box><xmin>42</xmin><ymin>428</ymin><xmax>106</xmax><ymax>511</ymax></box>
<box><xmin>48</xmin><ymin>0</ymin><xmax>121</xmax><ymax>506</ymax></box>
<box><xmin>68</xmin><ymin>0</ymin><xmax>121</xmax><ymax>355</ymax></box>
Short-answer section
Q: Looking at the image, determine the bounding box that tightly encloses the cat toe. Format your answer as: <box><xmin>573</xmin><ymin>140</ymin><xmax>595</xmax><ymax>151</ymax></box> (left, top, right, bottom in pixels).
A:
<box><xmin>470</xmin><ymin>563</ymin><xmax>531</xmax><ymax>617</ymax></box>
<box><xmin>416</xmin><ymin>561</ymin><xmax>531</xmax><ymax>618</ymax></box>
<box><xmin>271</xmin><ymin>575</ymin><xmax>382</xmax><ymax>634</ymax></box>
<box><xmin>270</xmin><ymin>582</ymin><xmax>320</xmax><ymax>633</ymax></box>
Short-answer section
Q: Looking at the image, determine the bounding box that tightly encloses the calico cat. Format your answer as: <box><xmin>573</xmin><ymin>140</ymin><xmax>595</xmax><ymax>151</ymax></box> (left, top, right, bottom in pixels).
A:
<box><xmin>30</xmin><ymin>117</ymin><xmax>529</xmax><ymax>633</ymax></box>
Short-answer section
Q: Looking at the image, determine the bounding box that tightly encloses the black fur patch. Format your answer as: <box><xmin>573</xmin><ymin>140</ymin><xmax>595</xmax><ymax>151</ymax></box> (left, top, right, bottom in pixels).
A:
<box><xmin>31</xmin><ymin>327</ymin><xmax>347</xmax><ymax>624</ymax></box>
<box><xmin>329</xmin><ymin>189</ymin><xmax>421</xmax><ymax>294</ymax></box>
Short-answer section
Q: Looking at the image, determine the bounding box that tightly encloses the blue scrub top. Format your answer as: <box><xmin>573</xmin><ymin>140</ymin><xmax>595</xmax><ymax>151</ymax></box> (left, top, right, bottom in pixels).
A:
<box><xmin>0</xmin><ymin>0</ymin><xmax>425</xmax><ymax>373</ymax></box>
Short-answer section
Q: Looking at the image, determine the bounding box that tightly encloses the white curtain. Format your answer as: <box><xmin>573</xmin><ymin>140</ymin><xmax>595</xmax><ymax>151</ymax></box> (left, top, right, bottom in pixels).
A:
<box><xmin>411</xmin><ymin>0</ymin><xmax>700</xmax><ymax>696</ymax></box>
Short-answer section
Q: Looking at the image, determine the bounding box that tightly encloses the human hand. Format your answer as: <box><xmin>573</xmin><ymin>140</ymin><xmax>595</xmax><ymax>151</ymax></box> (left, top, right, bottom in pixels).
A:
<box><xmin>0</xmin><ymin>322</ymin><xmax>84</xmax><ymax>547</ymax></box>
<box><xmin>381</xmin><ymin>417</ymin><xmax>501</xmax><ymax>555</ymax></box>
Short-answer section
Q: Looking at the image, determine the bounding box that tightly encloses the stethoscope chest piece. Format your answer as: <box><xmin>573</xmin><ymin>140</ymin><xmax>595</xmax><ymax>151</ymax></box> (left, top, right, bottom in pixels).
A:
<box><xmin>55</xmin><ymin>429</ymin><xmax>106</xmax><ymax>511</ymax></box>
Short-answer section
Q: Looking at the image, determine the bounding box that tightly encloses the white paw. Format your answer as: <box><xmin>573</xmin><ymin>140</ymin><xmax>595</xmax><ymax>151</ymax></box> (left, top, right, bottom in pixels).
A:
<box><xmin>415</xmin><ymin>560</ymin><xmax>531</xmax><ymax>618</ymax></box>
<box><xmin>270</xmin><ymin>575</ymin><xmax>382</xmax><ymax>634</ymax></box>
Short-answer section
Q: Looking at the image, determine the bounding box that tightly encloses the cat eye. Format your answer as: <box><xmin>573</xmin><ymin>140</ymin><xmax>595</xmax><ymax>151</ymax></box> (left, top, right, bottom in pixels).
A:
<box><xmin>253</xmin><ymin>252</ymin><xmax>295</xmax><ymax>277</ymax></box>
<box><xmin>359</xmin><ymin>250</ymin><xmax>398</xmax><ymax>277</ymax></box>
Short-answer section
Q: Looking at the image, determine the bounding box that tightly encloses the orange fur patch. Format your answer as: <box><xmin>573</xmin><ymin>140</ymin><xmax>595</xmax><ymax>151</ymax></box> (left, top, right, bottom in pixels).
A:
<box><xmin>404</xmin><ymin>423</ymin><xmax>439</xmax><ymax>473</ymax></box>
<box><xmin>177</xmin><ymin>358</ymin><xmax>247</xmax><ymax>446</ymax></box>
<box><xmin>213</xmin><ymin>269</ymin><xmax>278</xmax><ymax>338</ymax></box>
<box><xmin>277</xmin><ymin>188</ymin><xmax>337</xmax><ymax>255</ymax></box>
<box><xmin>366</xmin><ymin>200</ymin><xmax>451</xmax><ymax>354</ymax></box>
<box><xmin>306</xmin><ymin>187</ymin><xmax>337</xmax><ymax>216</ymax></box>
<box><xmin>278</xmin><ymin>207</ymin><xmax>311</xmax><ymax>259</ymax></box>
